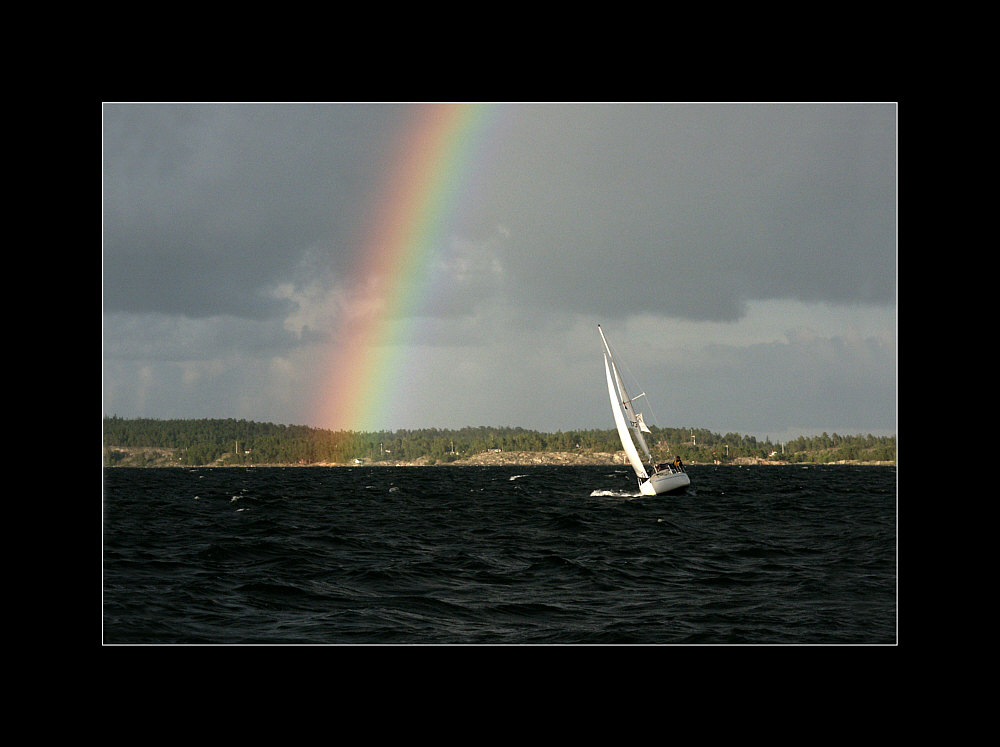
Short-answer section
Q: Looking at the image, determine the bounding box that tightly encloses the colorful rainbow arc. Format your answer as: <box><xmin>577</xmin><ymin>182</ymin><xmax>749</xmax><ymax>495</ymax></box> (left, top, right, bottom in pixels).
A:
<box><xmin>317</xmin><ymin>103</ymin><xmax>498</xmax><ymax>432</ymax></box>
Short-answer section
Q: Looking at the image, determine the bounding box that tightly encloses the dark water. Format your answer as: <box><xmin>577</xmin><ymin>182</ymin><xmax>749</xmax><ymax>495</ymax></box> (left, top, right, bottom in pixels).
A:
<box><xmin>103</xmin><ymin>464</ymin><xmax>896</xmax><ymax>644</ymax></box>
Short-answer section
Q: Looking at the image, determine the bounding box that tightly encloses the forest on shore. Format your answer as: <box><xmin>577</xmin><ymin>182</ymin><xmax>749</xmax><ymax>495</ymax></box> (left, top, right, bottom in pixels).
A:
<box><xmin>102</xmin><ymin>416</ymin><xmax>896</xmax><ymax>467</ymax></box>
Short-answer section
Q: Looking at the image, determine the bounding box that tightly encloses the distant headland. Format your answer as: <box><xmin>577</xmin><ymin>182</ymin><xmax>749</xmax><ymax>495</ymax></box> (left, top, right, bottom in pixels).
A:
<box><xmin>102</xmin><ymin>417</ymin><xmax>896</xmax><ymax>468</ymax></box>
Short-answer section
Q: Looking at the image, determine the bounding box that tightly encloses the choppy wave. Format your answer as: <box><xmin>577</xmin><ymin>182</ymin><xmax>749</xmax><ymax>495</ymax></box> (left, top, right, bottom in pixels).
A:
<box><xmin>103</xmin><ymin>464</ymin><xmax>896</xmax><ymax>644</ymax></box>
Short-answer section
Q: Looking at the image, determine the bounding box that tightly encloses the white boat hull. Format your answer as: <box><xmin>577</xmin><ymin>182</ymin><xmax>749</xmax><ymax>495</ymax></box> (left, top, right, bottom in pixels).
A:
<box><xmin>640</xmin><ymin>470</ymin><xmax>691</xmax><ymax>496</ymax></box>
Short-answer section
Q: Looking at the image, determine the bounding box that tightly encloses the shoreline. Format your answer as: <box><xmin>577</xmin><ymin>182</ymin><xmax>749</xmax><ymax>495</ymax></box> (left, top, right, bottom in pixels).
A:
<box><xmin>103</xmin><ymin>447</ymin><xmax>895</xmax><ymax>468</ymax></box>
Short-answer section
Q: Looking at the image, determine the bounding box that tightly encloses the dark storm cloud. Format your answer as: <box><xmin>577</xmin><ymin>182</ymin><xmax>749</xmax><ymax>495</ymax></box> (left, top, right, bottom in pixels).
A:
<box><xmin>104</xmin><ymin>103</ymin><xmax>895</xmax><ymax>325</ymax></box>
<box><xmin>103</xmin><ymin>103</ymin><xmax>409</xmax><ymax>319</ymax></box>
<box><xmin>468</xmin><ymin>103</ymin><xmax>896</xmax><ymax>322</ymax></box>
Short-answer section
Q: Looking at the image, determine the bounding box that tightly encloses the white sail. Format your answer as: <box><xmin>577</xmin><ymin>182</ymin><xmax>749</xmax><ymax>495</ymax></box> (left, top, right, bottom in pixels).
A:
<box><xmin>599</xmin><ymin>326</ymin><xmax>652</xmax><ymax>459</ymax></box>
<box><xmin>605</xmin><ymin>354</ymin><xmax>648</xmax><ymax>480</ymax></box>
<box><xmin>635</xmin><ymin>413</ymin><xmax>652</xmax><ymax>434</ymax></box>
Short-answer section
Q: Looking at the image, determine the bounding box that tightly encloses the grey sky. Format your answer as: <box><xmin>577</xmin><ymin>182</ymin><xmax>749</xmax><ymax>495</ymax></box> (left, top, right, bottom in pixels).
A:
<box><xmin>102</xmin><ymin>102</ymin><xmax>896</xmax><ymax>441</ymax></box>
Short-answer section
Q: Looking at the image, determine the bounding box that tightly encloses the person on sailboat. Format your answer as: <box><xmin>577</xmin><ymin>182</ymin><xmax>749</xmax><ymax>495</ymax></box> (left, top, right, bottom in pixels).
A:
<box><xmin>673</xmin><ymin>456</ymin><xmax>685</xmax><ymax>472</ymax></box>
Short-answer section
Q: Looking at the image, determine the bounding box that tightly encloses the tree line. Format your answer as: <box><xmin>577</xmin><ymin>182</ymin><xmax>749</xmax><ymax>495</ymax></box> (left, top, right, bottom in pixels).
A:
<box><xmin>102</xmin><ymin>416</ymin><xmax>896</xmax><ymax>466</ymax></box>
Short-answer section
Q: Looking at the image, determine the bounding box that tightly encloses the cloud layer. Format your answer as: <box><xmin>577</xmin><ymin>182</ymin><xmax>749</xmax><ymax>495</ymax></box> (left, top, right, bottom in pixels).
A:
<box><xmin>103</xmin><ymin>102</ymin><xmax>896</xmax><ymax>437</ymax></box>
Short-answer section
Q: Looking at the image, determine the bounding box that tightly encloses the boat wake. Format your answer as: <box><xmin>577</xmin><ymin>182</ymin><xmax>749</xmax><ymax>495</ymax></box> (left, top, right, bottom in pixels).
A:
<box><xmin>590</xmin><ymin>489</ymin><xmax>642</xmax><ymax>499</ymax></box>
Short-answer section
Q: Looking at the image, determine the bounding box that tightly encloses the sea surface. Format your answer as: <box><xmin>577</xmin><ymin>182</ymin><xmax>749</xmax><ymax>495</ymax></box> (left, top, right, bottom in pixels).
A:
<box><xmin>103</xmin><ymin>464</ymin><xmax>896</xmax><ymax>644</ymax></box>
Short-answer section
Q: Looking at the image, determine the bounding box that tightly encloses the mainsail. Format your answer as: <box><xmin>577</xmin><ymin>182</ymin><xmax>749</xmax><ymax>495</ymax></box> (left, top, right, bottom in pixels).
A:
<box><xmin>599</xmin><ymin>325</ymin><xmax>652</xmax><ymax>461</ymax></box>
<box><xmin>605</xmin><ymin>354</ymin><xmax>648</xmax><ymax>479</ymax></box>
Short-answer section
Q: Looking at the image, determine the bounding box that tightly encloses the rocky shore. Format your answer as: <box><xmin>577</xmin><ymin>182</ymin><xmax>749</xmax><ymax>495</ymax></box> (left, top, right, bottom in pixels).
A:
<box><xmin>422</xmin><ymin>450</ymin><xmax>621</xmax><ymax>467</ymax></box>
<box><xmin>323</xmin><ymin>452</ymin><xmax>893</xmax><ymax>467</ymax></box>
<box><xmin>103</xmin><ymin>446</ymin><xmax>893</xmax><ymax>468</ymax></box>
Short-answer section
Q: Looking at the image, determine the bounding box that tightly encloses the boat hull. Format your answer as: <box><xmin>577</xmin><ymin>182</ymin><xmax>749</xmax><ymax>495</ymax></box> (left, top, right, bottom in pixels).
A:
<box><xmin>640</xmin><ymin>470</ymin><xmax>691</xmax><ymax>495</ymax></box>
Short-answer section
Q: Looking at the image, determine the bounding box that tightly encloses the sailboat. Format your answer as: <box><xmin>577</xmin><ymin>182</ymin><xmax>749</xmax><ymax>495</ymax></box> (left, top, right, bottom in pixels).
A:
<box><xmin>599</xmin><ymin>324</ymin><xmax>690</xmax><ymax>496</ymax></box>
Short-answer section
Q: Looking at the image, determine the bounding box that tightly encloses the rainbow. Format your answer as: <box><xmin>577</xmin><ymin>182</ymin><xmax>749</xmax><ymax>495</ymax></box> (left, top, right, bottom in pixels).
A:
<box><xmin>317</xmin><ymin>103</ymin><xmax>499</xmax><ymax>432</ymax></box>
